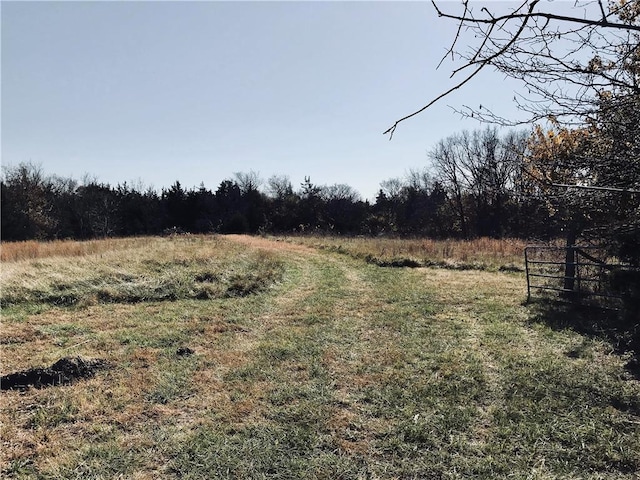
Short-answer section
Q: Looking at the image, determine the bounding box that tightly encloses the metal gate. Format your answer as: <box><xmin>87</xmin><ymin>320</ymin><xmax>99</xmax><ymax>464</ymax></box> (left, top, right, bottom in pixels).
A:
<box><xmin>524</xmin><ymin>245</ymin><xmax>636</xmax><ymax>305</ymax></box>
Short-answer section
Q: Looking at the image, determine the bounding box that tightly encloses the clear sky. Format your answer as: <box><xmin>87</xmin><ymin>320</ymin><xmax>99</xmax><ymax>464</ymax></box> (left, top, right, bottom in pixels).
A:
<box><xmin>2</xmin><ymin>1</ymin><xmax>534</xmax><ymax>201</ymax></box>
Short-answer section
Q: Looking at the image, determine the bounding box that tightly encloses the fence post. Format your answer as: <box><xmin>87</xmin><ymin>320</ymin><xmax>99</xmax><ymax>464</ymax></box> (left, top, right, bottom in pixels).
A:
<box><xmin>563</xmin><ymin>246</ymin><xmax>576</xmax><ymax>294</ymax></box>
<box><xmin>525</xmin><ymin>247</ymin><xmax>531</xmax><ymax>302</ymax></box>
<box><xmin>563</xmin><ymin>230</ymin><xmax>577</xmax><ymax>295</ymax></box>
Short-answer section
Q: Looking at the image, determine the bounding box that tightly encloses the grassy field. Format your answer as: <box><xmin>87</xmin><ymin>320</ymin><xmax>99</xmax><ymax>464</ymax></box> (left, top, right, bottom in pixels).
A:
<box><xmin>1</xmin><ymin>234</ymin><xmax>639</xmax><ymax>479</ymax></box>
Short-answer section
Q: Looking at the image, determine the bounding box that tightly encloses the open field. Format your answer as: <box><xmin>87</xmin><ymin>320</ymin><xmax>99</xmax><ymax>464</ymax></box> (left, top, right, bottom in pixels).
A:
<box><xmin>1</xmin><ymin>235</ymin><xmax>639</xmax><ymax>479</ymax></box>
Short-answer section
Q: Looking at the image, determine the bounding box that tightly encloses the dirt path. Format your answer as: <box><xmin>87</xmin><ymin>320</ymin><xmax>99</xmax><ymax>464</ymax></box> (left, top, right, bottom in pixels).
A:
<box><xmin>225</xmin><ymin>234</ymin><xmax>378</xmax><ymax>326</ymax></box>
<box><xmin>224</xmin><ymin>234</ymin><xmax>386</xmax><ymax>453</ymax></box>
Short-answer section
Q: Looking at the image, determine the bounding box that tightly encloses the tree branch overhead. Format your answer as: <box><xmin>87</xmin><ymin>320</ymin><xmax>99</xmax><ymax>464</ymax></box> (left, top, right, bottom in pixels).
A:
<box><xmin>385</xmin><ymin>0</ymin><xmax>640</xmax><ymax>135</ymax></box>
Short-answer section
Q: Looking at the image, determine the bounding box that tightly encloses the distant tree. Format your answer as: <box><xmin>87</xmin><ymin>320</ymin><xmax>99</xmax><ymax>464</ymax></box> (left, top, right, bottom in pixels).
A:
<box><xmin>73</xmin><ymin>181</ymin><xmax>118</xmax><ymax>238</ymax></box>
<box><xmin>215</xmin><ymin>180</ymin><xmax>246</xmax><ymax>233</ymax></box>
<box><xmin>428</xmin><ymin>135</ymin><xmax>470</xmax><ymax>237</ymax></box>
<box><xmin>116</xmin><ymin>182</ymin><xmax>163</xmax><ymax>236</ymax></box>
<box><xmin>1</xmin><ymin>163</ymin><xmax>58</xmax><ymax>240</ymax></box>
<box><xmin>298</xmin><ymin>177</ymin><xmax>324</xmax><ymax>231</ymax></box>
<box><xmin>405</xmin><ymin>168</ymin><xmax>433</xmax><ymax>193</ymax></box>
<box><xmin>234</xmin><ymin>171</ymin><xmax>263</xmax><ymax>195</ymax></box>
<box><xmin>47</xmin><ymin>175</ymin><xmax>79</xmax><ymax>239</ymax></box>
<box><xmin>266</xmin><ymin>174</ymin><xmax>294</xmax><ymax>200</ymax></box>
<box><xmin>233</xmin><ymin>171</ymin><xmax>266</xmax><ymax>232</ymax></box>
<box><xmin>379</xmin><ymin>177</ymin><xmax>405</xmax><ymax>200</ymax></box>
<box><xmin>367</xmin><ymin>189</ymin><xmax>394</xmax><ymax>235</ymax></box>
<box><xmin>299</xmin><ymin>176</ymin><xmax>322</xmax><ymax>199</ymax></box>
<box><xmin>320</xmin><ymin>184</ymin><xmax>366</xmax><ymax>234</ymax></box>
<box><xmin>428</xmin><ymin>127</ymin><xmax>528</xmax><ymax>238</ymax></box>
<box><xmin>400</xmin><ymin>168</ymin><xmax>438</xmax><ymax>235</ymax></box>
<box><xmin>426</xmin><ymin>181</ymin><xmax>451</xmax><ymax>238</ymax></box>
<box><xmin>163</xmin><ymin>181</ymin><xmax>189</xmax><ymax>231</ymax></box>
<box><xmin>189</xmin><ymin>183</ymin><xmax>217</xmax><ymax>233</ymax></box>
<box><xmin>266</xmin><ymin>175</ymin><xmax>300</xmax><ymax>232</ymax></box>
<box><xmin>373</xmin><ymin>169</ymin><xmax>451</xmax><ymax>236</ymax></box>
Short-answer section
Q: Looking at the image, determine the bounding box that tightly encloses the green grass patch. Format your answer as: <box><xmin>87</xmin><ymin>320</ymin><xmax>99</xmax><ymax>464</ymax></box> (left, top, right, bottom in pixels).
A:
<box><xmin>146</xmin><ymin>354</ymin><xmax>199</xmax><ymax>405</ymax></box>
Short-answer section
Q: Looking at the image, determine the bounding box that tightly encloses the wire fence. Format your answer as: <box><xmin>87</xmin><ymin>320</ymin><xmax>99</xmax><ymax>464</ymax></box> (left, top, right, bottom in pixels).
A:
<box><xmin>525</xmin><ymin>245</ymin><xmax>639</xmax><ymax>308</ymax></box>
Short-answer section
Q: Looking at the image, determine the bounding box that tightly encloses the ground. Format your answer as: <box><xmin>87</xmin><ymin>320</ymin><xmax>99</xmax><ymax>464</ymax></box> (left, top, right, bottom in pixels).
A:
<box><xmin>1</xmin><ymin>234</ymin><xmax>638</xmax><ymax>479</ymax></box>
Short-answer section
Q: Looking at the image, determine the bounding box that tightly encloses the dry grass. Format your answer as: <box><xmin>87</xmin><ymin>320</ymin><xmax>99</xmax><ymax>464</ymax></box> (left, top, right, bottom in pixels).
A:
<box><xmin>1</xmin><ymin>235</ymin><xmax>284</xmax><ymax>308</ymax></box>
<box><xmin>279</xmin><ymin>235</ymin><xmax>531</xmax><ymax>271</ymax></box>
<box><xmin>1</xmin><ymin>237</ymin><xmax>155</xmax><ymax>263</ymax></box>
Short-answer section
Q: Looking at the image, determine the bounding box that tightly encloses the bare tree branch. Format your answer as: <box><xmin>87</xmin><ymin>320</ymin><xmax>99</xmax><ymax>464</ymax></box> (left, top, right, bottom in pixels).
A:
<box><xmin>433</xmin><ymin>3</ymin><xmax>640</xmax><ymax>33</ymax></box>
<box><xmin>385</xmin><ymin>0</ymin><xmax>540</xmax><ymax>138</ymax></box>
<box><xmin>385</xmin><ymin>0</ymin><xmax>640</xmax><ymax>135</ymax></box>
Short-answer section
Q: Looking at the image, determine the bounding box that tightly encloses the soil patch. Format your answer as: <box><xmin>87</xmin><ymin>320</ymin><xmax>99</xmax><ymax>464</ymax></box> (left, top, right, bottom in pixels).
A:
<box><xmin>176</xmin><ymin>347</ymin><xmax>194</xmax><ymax>357</ymax></box>
<box><xmin>1</xmin><ymin>356</ymin><xmax>110</xmax><ymax>391</ymax></box>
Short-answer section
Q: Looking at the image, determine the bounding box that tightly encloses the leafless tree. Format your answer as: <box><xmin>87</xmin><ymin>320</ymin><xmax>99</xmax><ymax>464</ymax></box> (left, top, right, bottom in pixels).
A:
<box><xmin>234</xmin><ymin>170</ymin><xmax>263</xmax><ymax>194</ymax></box>
<box><xmin>380</xmin><ymin>177</ymin><xmax>406</xmax><ymax>200</ymax></box>
<box><xmin>405</xmin><ymin>167</ymin><xmax>434</xmax><ymax>193</ymax></box>
<box><xmin>320</xmin><ymin>184</ymin><xmax>362</xmax><ymax>203</ymax></box>
<box><xmin>384</xmin><ymin>0</ymin><xmax>640</xmax><ymax>138</ymax></box>
<box><xmin>266</xmin><ymin>174</ymin><xmax>294</xmax><ymax>200</ymax></box>
<box><xmin>429</xmin><ymin>127</ymin><xmax>529</xmax><ymax>237</ymax></box>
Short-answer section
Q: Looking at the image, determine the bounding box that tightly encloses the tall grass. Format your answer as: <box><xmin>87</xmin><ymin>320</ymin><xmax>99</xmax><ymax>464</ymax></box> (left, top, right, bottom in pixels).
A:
<box><xmin>283</xmin><ymin>235</ymin><xmax>530</xmax><ymax>271</ymax></box>
<box><xmin>1</xmin><ymin>237</ymin><xmax>151</xmax><ymax>262</ymax></box>
<box><xmin>3</xmin><ymin>235</ymin><xmax>531</xmax><ymax>268</ymax></box>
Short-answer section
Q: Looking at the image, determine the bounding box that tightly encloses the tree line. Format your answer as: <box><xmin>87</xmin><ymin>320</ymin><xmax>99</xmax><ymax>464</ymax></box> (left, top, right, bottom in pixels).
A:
<box><xmin>2</xmin><ymin>126</ymin><xmax>609</xmax><ymax>244</ymax></box>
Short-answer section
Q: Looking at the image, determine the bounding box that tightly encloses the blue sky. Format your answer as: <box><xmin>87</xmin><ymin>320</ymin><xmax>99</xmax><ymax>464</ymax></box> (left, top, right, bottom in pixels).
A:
<box><xmin>2</xmin><ymin>1</ymin><xmax>532</xmax><ymax>201</ymax></box>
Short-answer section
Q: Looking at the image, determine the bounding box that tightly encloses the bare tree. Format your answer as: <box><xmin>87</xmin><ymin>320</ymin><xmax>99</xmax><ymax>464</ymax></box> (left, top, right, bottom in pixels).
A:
<box><xmin>384</xmin><ymin>0</ymin><xmax>640</xmax><ymax>137</ymax></box>
<box><xmin>1</xmin><ymin>162</ymin><xmax>58</xmax><ymax>239</ymax></box>
<box><xmin>429</xmin><ymin>127</ymin><xmax>528</xmax><ymax>237</ymax></box>
<box><xmin>405</xmin><ymin>167</ymin><xmax>433</xmax><ymax>193</ymax></box>
<box><xmin>379</xmin><ymin>177</ymin><xmax>406</xmax><ymax>201</ymax></box>
<box><xmin>266</xmin><ymin>174</ymin><xmax>294</xmax><ymax>200</ymax></box>
<box><xmin>429</xmin><ymin>135</ymin><xmax>470</xmax><ymax>237</ymax></box>
<box><xmin>320</xmin><ymin>183</ymin><xmax>362</xmax><ymax>203</ymax></box>
<box><xmin>234</xmin><ymin>171</ymin><xmax>263</xmax><ymax>194</ymax></box>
